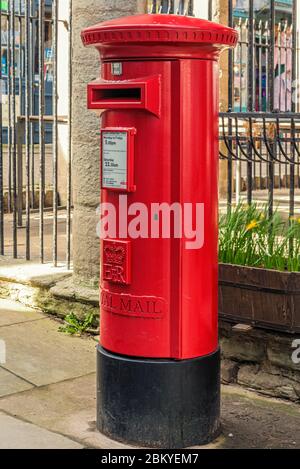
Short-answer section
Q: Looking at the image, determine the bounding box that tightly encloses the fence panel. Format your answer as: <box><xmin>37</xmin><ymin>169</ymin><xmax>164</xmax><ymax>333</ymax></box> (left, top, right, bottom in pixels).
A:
<box><xmin>222</xmin><ymin>0</ymin><xmax>299</xmax><ymax>215</ymax></box>
<box><xmin>0</xmin><ymin>0</ymin><xmax>72</xmax><ymax>267</ymax></box>
<box><xmin>149</xmin><ymin>1</ymin><xmax>299</xmax><ymax>215</ymax></box>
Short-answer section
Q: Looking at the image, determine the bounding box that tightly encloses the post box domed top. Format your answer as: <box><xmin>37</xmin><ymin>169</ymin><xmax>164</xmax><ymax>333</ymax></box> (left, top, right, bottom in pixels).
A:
<box><xmin>81</xmin><ymin>14</ymin><xmax>238</xmax><ymax>60</ymax></box>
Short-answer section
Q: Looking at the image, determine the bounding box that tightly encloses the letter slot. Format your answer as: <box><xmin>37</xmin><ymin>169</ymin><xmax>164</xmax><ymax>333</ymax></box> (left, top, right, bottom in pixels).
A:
<box><xmin>87</xmin><ymin>75</ymin><xmax>161</xmax><ymax>116</ymax></box>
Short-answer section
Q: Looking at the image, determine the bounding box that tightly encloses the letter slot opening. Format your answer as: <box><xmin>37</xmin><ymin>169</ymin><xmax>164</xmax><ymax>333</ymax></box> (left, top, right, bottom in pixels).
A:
<box><xmin>92</xmin><ymin>87</ymin><xmax>142</xmax><ymax>103</ymax></box>
<box><xmin>88</xmin><ymin>76</ymin><xmax>161</xmax><ymax>117</ymax></box>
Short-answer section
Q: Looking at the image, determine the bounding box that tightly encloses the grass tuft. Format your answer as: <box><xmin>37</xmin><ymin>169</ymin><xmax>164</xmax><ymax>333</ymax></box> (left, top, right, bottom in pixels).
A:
<box><xmin>219</xmin><ymin>203</ymin><xmax>300</xmax><ymax>272</ymax></box>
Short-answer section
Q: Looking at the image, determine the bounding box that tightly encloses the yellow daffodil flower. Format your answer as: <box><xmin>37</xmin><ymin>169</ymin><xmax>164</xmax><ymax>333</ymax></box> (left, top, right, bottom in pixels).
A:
<box><xmin>246</xmin><ymin>220</ymin><xmax>258</xmax><ymax>231</ymax></box>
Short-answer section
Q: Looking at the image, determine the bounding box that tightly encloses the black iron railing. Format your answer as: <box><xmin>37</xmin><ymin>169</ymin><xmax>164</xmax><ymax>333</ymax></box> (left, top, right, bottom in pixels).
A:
<box><xmin>0</xmin><ymin>0</ymin><xmax>73</xmax><ymax>267</ymax></box>
<box><xmin>148</xmin><ymin>1</ymin><xmax>299</xmax><ymax>221</ymax></box>
<box><xmin>1</xmin><ymin>1</ymin><xmax>298</xmax><ymax>266</ymax></box>
<box><xmin>220</xmin><ymin>0</ymin><xmax>299</xmax><ymax>219</ymax></box>
<box><xmin>147</xmin><ymin>1</ymin><xmax>194</xmax><ymax>15</ymax></box>
<box><xmin>220</xmin><ymin>112</ymin><xmax>300</xmax><ymax>220</ymax></box>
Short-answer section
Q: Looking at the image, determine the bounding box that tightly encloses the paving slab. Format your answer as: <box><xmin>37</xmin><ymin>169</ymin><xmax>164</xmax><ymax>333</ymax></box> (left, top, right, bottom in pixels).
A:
<box><xmin>0</xmin><ymin>298</ymin><xmax>45</xmax><ymax>326</ymax></box>
<box><xmin>0</xmin><ymin>412</ymin><xmax>82</xmax><ymax>449</ymax></box>
<box><xmin>0</xmin><ymin>368</ymin><xmax>34</xmax><ymax>398</ymax></box>
<box><xmin>0</xmin><ymin>373</ymin><xmax>166</xmax><ymax>449</ymax></box>
<box><xmin>0</xmin><ymin>373</ymin><xmax>123</xmax><ymax>449</ymax></box>
<box><xmin>0</xmin><ymin>318</ymin><xmax>96</xmax><ymax>386</ymax></box>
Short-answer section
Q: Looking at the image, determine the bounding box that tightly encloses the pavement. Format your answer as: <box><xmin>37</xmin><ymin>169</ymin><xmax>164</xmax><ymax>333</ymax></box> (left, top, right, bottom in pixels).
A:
<box><xmin>0</xmin><ymin>298</ymin><xmax>300</xmax><ymax>449</ymax></box>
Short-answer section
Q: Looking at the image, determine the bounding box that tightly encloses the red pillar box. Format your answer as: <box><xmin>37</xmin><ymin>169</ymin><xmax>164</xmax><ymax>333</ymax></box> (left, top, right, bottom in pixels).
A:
<box><xmin>82</xmin><ymin>14</ymin><xmax>237</xmax><ymax>449</ymax></box>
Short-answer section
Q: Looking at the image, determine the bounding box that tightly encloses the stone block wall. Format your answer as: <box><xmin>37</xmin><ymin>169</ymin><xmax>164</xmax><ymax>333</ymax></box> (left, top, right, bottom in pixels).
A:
<box><xmin>221</xmin><ymin>322</ymin><xmax>300</xmax><ymax>402</ymax></box>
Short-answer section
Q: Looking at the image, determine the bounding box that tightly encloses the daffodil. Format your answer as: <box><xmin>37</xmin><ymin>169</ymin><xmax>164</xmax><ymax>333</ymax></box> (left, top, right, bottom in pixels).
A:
<box><xmin>246</xmin><ymin>220</ymin><xmax>258</xmax><ymax>231</ymax></box>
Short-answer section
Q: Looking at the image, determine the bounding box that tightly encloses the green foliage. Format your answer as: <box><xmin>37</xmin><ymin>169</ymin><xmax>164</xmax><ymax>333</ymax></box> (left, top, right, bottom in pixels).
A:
<box><xmin>59</xmin><ymin>312</ymin><xmax>95</xmax><ymax>336</ymax></box>
<box><xmin>219</xmin><ymin>203</ymin><xmax>300</xmax><ymax>272</ymax></box>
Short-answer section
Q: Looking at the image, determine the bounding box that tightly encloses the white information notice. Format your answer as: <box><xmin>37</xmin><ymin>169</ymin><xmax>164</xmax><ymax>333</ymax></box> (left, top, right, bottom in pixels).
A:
<box><xmin>102</xmin><ymin>131</ymin><xmax>128</xmax><ymax>190</ymax></box>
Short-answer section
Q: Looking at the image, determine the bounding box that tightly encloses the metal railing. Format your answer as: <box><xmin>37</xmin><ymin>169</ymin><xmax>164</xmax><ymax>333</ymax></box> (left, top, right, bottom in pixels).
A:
<box><xmin>148</xmin><ymin>1</ymin><xmax>300</xmax><ymax>220</ymax></box>
<box><xmin>233</xmin><ymin>17</ymin><xmax>296</xmax><ymax>113</ymax></box>
<box><xmin>147</xmin><ymin>0</ymin><xmax>194</xmax><ymax>15</ymax></box>
<box><xmin>0</xmin><ymin>0</ymin><xmax>73</xmax><ymax>267</ymax></box>
<box><xmin>220</xmin><ymin>112</ymin><xmax>300</xmax><ymax>220</ymax></box>
<box><xmin>212</xmin><ymin>0</ymin><xmax>300</xmax><ymax>219</ymax></box>
<box><xmin>1</xmin><ymin>0</ymin><xmax>298</xmax><ymax>268</ymax></box>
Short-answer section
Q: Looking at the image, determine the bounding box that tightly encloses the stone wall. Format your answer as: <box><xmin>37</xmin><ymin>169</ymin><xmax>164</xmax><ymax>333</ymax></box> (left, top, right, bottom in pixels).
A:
<box><xmin>220</xmin><ymin>322</ymin><xmax>300</xmax><ymax>402</ymax></box>
<box><xmin>72</xmin><ymin>0</ymin><xmax>146</xmax><ymax>288</ymax></box>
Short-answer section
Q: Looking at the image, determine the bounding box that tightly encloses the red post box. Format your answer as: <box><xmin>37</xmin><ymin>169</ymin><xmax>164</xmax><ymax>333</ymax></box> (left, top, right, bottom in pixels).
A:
<box><xmin>82</xmin><ymin>14</ymin><xmax>237</xmax><ymax>448</ymax></box>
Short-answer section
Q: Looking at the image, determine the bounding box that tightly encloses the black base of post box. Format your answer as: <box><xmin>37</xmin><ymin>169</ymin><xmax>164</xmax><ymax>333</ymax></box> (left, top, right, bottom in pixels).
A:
<box><xmin>96</xmin><ymin>345</ymin><xmax>221</xmax><ymax>449</ymax></box>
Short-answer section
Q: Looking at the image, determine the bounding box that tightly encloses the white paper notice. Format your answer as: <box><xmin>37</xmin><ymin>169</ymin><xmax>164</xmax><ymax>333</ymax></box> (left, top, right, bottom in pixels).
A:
<box><xmin>102</xmin><ymin>131</ymin><xmax>128</xmax><ymax>189</ymax></box>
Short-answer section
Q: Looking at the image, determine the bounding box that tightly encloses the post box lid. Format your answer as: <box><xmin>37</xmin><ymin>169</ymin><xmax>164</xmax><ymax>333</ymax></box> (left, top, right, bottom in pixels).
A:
<box><xmin>81</xmin><ymin>14</ymin><xmax>238</xmax><ymax>59</ymax></box>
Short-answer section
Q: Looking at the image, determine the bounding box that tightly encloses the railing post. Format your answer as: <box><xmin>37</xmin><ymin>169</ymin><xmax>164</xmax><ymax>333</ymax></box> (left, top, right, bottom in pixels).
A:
<box><xmin>290</xmin><ymin>0</ymin><xmax>297</xmax><ymax>226</ymax></box>
<box><xmin>25</xmin><ymin>0</ymin><xmax>31</xmax><ymax>260</ymax></box>
<box><xmin>227</xmin><ymin>0</ymin><xmax>233</xmax><ymax>212</ymax></box>
<box><xmin>247</xmin><ymin>0</ymin><xmax>254</xmax><ymax>205</ymax></box>
<box><xmin>17</xmin><ymin>117</ymin><xmax>24</xmax><ymax>228</ymax></box>
<box><xmin>39</xmin><ymin>0</ymin><xmax>45</xmax><ymax>264</ymax></box>
<box><xmin>208</xmin><ymin>0</ymin><xmax>213</xmax><ymax>21</ymax></box>
<box><xmin>0</xmin><ymin>6</ymin><xmax>3</xmax><ymax>255</ymax></box>
<box><xmin>268</xmin><ymin>0</ymin><xmax>276</xmax><ymax>218</ymax></box>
